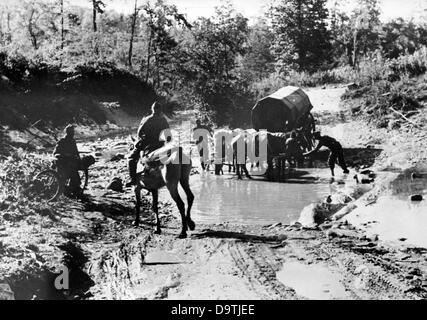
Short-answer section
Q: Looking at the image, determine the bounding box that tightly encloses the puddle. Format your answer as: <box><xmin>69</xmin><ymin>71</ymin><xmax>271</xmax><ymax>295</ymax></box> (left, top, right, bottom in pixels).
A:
<box><xmin>346</xmin><ymin>172</ymin><xmax>427</xmax><ymax>248</ymax></box>
<box><xmin>276</xmin><ymin>261</ymin><xmax>351</xmax><ymax>300</ymax></box>
<box><xmin>187</xmin><ymin>171</ymin><xmax>350</xmax><ymax>226</ymax></box>
<box><xmin>83</xmin><ymin>125</ymin><xmax>355</xmax><ymax>226</ymax></box>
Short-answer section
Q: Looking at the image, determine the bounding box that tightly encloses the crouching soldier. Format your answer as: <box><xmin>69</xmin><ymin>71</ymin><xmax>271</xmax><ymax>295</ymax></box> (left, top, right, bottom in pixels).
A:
<box><xmin>304</xmin><ymin>132</ymin><xmax>350</xmax><ymax>177</ymax></box>
<box><xmin>53</xmin><ymin>125</ymin><xmax>82</xmax><ymax>197</ymax></box>
<box><xmin>285</xmin><ymin>131</ymin><xmax>304</xmax><ymax>168</ymax></box>
<box><xmin>126</xmin><ymin>102</ymin><xmax>170</xmax><ymax>187</ymax></box>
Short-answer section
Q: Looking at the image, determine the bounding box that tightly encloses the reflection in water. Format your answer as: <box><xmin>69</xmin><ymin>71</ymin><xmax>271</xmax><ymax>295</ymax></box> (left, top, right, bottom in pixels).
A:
<box><xmin>190</xmin><ymin>172</ymin><xmax>333</xmax><ymax>225</ymax></box>
<box><xmin>347</xmin><ymin>174</ymin><xmax>427</xmax><ymax>248</ymax></box>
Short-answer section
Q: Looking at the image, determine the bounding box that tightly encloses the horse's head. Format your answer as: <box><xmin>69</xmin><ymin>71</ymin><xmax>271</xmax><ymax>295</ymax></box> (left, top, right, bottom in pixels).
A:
<box><xmin>294</xmin><ymin>128</ymin><xmax>309</xmax><ymax>150</ymax></box>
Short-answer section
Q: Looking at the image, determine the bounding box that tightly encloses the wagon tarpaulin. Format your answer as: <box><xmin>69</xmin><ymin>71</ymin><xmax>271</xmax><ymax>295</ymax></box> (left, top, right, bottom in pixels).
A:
<box><xmin>251</xmin><ymin>86</ymin><xmax>313</xmax><ymax>132</ymax></box>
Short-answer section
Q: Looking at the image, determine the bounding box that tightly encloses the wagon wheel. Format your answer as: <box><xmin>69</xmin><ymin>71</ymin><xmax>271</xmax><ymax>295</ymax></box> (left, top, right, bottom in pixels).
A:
<box><xmin>32</xmin><ymin>169</ymin><xmax>62</xmax><ymax>202</ymax></box>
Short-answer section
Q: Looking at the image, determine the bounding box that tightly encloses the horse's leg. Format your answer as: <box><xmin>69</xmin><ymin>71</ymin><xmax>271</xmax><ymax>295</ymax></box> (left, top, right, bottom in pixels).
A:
<box><xmin>236</xmin><ymin>163</ymin><xmax>242</xmax><ymax>179</ymax></box>
<box><xmin>167</xmin><ymin>182</ymin><xmax>187</xmax><ymax>238</ymax></box>
<box><xmin>243</xmin><ymin>163</ymin><xmax>251</xmax><ymax>179</ymax></box>
<box><xmin>133</xmin><ymin>185</ymin><xmax>141</xmax><ymax>226</ymax></box>
<box><xmin>151</xmin><ymin>189</ymin><xmax>161</xmax><ymax>234</ymax></box>
<box><xmin>180</xmin><ymin>168</ymin><xmax>195</xmax><ymax>231</ymax></box>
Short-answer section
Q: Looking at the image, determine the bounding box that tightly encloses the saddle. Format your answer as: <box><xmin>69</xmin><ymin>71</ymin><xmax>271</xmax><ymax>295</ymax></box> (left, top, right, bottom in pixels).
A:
<box><xmin>137</xmin><ymin>144</ymin><xmax>181</xmax><ymax>190</ymax></box>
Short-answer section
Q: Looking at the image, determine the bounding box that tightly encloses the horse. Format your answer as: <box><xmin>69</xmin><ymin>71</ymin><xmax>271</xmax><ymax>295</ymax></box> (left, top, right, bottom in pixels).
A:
<box><xmin>133</xmin><ymin>144</ymin><xmax>195</xmax><ymax>239</ymax></box>
<box><xmin>231</xmin><ymin>129</ymin><xmax>252</xmax><ymax>180</ymax></box>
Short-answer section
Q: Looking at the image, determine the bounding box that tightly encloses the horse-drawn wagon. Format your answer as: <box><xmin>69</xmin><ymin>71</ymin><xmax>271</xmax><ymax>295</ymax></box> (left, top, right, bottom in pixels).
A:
<box><xmin>251</xmin><ymin>86</ymin><xmax>317</xmax><ymax>179</ymax></box>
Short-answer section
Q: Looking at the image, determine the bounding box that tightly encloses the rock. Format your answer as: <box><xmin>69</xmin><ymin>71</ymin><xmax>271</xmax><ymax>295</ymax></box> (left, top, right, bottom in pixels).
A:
<box><xmin>347</xmin><ymin>82</ymin><xmax>358</xmax><ymax>90</ymax></box>
<box><xmin>410</xmin><ymin>194</ymin><xmax>423</xmax><ymax>201</ymax></box>
<box><xmin>354</xmin><ymin>265</ymin><xmax>369</xmax><ymax>275</ymax></box>
<box><xmin>26</xmin><ymin>244</ymin><xmax>39</xmax><ymax>252</ymax></box>
<box><xmin>270</xmin><ymin>222</ymin><xmax>282</xmax><ymax>228</ymax></box>
<box><xmin>292</xmin><ymin>221</ymin><xmax>302</xmax><ymax>228</ymax></box>
<box><xmin>408</xmin><ymin>268</ymin><xmax>422</xmax><ymax>276</ymax></box>
<box><xmin>107</xmin><ymin>177</ymin><xmax>123</xmax><ymax>193</ymax></box>
<box><xmin>369</xmin><ymin>234</ymin><xmax>379</xmax><ymax>242</ymax></box>
<box><xmin>38</xmin><ymin>207</ymin><xmax>55</xmax><ymax>217</ymax></box>
<box><xmin>276</xmin><ymin>234</ymin><xmax>287</xmax><ymax>241</ymax></box>
<box><xmin>399</xmin><ymin>238</ymin><xmax>407</xmax><ymax>242</ymax></box>
<box><xmin>2</xmin><ymin>213</ymin><xmax>12</xmax><ymax>221</ymax></box>
<box><xmin>326</xmin><ymin>229</ymin><xmax>339</xmax><ymax>239</ymax></box>
<box><xmin>388</xmin><ymin>119</ymin><xmax>401</xmax><ymax>130</ymax></box>
<box><xmin>110</xmin><ymin>153</ymin><xmax>125</xmax><ymax>162</ymax></box>
<box><xmin>320</xmin><ymin>222</ymin><xmax>333</xmax><ymax>230</ymax></box>
<box><xmin>332</xmin><ymin>203</ymin><xmax>357</xmax><ymax>221</ymax></box>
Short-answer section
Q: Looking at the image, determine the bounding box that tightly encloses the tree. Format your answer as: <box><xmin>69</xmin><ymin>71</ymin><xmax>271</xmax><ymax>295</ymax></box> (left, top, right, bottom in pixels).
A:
<box><xmin>59</xmin><ymin>0</ymin><xmax>64</xmax><ymax>49</ymax></box>
<box><xmin>329</xmin><ymin>0</ymin><xmax>353</xmax><ymax>65</ymax></box>
<box><xmin>14</xmin><ymin>0</ymin><xmax>59</xmax><ymax>51</ymax></box>
<box><xmin>241</xmin><ymin>18</ymin><xmax>275</xmax><ymax>81</ymax></box>
<box><xmin>128</xmin><ymin>0</ymin><xmax>140</xmax><ymax>68</ymax></box>
<box><xmin>351</xmin><ymin>0</ymin><xmax>381</xmax><ymax>66</ymax></box>
<box><xmin>140</xmin><ymin>0</ymin><xmax>191</xmax><ymax>88</ymax></box>
<box><xmin>90</xmin><ymin>0</ymin><xmax>105</xmax><ymax>32</ymax></box>
<box><xmin>380</xmin><ymin>18</ymin><xmax>427</xmax><ymax>59</ymax></box>
<box><xmin>269</xmin><ymin>0</ymin><xmax>331</xmax><ymax>74</ymax></box>
<box><xmin>329</xmin><ymin>0</ymin><xmax>382</xmax><ymax>67</ymax></box>
<box><xmin>177</xmin><ymin>0</ymin><xmax>251</xmax><ymax>124</ymax></box>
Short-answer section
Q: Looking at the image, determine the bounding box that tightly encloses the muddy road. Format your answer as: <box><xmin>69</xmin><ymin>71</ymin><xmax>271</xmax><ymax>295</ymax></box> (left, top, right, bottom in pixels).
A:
<box><xmin>1</xmin><ymin>87</ymin><xmax>427</xmax><ymax>300</ymax></box>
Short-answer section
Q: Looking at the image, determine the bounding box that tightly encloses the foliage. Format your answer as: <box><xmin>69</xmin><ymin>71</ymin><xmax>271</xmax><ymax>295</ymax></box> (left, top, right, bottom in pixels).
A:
<box><xmin>177</xmin><ymin>0</ymin><xmax>252</xmax><ymax>126</ymax></box>
<box><xmin>268</xmin><ymin>0</ymin><xmax>331</xmax><ymax>74</ymax></box>
<box><xmin>240</xmin><ymin>18</ymin><xmax>275</xmax><ymax>82</ymax></box>
<box><xmin>1</xmin><ymin>0</ymin><xmax>427</xmax><ymax>129</ymax></box>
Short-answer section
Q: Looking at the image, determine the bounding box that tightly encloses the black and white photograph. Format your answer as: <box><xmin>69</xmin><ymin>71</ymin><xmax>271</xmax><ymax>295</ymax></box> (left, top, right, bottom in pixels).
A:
<box><xmin>0</xmin><ymin>0</ymin><xmax>427</xmax><ymax>305</ymax></box>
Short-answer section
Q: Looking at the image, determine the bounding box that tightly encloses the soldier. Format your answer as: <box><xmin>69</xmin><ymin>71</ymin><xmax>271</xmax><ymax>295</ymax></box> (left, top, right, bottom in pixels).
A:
<box><xmin>193</xmin><ymin>118</ymin><xmax>213</xmax><ymax>171</ymax></box>
<box><xmin>126</xmin><ymin>102</ymin><xmax>170</xmax><ymax>187</ymax></box>
<box><xmin>284</xmin><ymin>131</ymin><xmax>304</xmax><ymax>167</ymax></box>
<box><xmin>53</xmin><ymin>124</ymin><xmax>81</xmax><ymax>197</ymax></box>
<box><xmin>304</xmin><ymin>132</ymin><xmax>350</xmax><ymax>176</ymax></box>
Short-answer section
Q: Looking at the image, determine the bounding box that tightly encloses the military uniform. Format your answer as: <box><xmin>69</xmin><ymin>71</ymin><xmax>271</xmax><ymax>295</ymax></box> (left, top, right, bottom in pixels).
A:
<box><xmin>285</xmin><ymin>136</ymin><xmax>303</xmax><ymax>167</ymax></box>
<box><xmin>310</xmin><ymin>135</ymin><xmax>349</xmax><ymax>174</ymax></box>
<box><xmin>53</xmin><ymin>135</ymin><xmax>81</xmax><ymax>193</ymax></box>
<box><xmin>193</xmin><ymin>123</ymin><xmax>212</xmax><ymax>170</ymax></box>
<box><xmin>127</xmin><ymin>112</ymin><xmax>170</xmax><ymax>185</ymax></box>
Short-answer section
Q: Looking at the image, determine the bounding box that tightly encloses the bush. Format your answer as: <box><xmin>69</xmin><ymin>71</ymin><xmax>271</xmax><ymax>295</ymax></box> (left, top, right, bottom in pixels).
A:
<box><xmin>389</xmin><ymin>47</ymin><xmax>427</xmax><ymax>78</ymax></box>
<box><xmin>0</xmin><ymin>52</ymin><xmax>159</xmax><ymax>128</ymax></box>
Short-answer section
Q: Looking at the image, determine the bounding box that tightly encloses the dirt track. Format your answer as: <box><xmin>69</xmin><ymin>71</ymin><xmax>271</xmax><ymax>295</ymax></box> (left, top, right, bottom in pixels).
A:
<box><xmin>1</xmin><ymin>87</ymin><xmax>427</xmax><ymax>300</ymax></box>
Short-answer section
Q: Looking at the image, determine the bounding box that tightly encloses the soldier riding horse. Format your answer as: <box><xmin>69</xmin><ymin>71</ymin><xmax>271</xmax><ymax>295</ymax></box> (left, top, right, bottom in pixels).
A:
<box><xmin>128</xmin><ymin>102</ymin><xmax>195</xmax><ymax>238</ymax></box>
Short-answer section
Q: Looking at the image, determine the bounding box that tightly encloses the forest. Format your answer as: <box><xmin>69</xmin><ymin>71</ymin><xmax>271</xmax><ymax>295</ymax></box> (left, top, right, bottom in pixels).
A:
<box><xmin>1</xmin><ymin>0</ymin><xmax>426</xmax><ymax>128</ymax></box>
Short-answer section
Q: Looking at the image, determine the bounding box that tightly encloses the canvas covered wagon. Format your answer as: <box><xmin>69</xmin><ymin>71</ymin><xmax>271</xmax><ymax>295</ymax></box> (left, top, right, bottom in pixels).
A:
<box><xmin>252</xmin><ymin>86</ymin><xmax>314</xmax><ymax>133</ymax></box>
<box><xmin>251</xmin><ymin>86</ymin><xmax>317</xmax><ymax>180</ymax></box>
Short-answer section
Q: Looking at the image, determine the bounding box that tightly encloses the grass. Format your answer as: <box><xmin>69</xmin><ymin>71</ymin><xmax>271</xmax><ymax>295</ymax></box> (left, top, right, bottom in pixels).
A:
<box><xmin>251</xmin><ymin>47</ymin><xmax>427</xmax><ymax>129</ymax></box>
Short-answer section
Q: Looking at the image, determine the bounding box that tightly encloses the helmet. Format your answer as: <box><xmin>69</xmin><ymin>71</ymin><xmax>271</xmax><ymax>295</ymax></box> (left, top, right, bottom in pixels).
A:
<box><xmin>151</xmin><ymin>101</ymin><xmax>162</xmax><ymax>114</ymax></box>
<box><xmin>65</xmin><ymin>124</ymin><xmax>75</xmax><ymax>135</ymax></box>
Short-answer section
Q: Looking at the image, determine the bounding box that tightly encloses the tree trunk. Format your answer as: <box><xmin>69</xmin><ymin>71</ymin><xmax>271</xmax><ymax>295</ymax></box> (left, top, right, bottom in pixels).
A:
<box><xmin>60</xmin><ymin>0</ymin><xmax>64</xmax><ymax>49</ymax></box>
<box><xmin>92</xmin><ymin>0</ymin><xmax>97</xmax><ymax>32</ymax></box>
<box><xmin>128</xmin><ymin>0</ymin><xmax>138</xmax><ymax>68</ymax></box>
<box><xmin>0</xmin><ymin>12</ymin><xmax>3</xmax><ymax>45</ymax></box>
<box><xmin>297</xmin><ymin>0</ymin><xmax>304</xmax><ymax>70</ymax></box>
<box><xmin>145</xmin><ymin>27</ymin><xmax>153</xmax><ymax>83</ymax></box>
<box><xmin>352</xmin><ymin>30</ymin><xmax>358</xmax><ymax>68</ymax></box>
<box><xmin>5</xmin><ymin>12</ymin><xmax>11</xmax><ymax>43</ymax></box>
<box><xmin>28</xmin><ymin>9</ymin><xmax>38</xmax><ymax>50</ymax></box>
